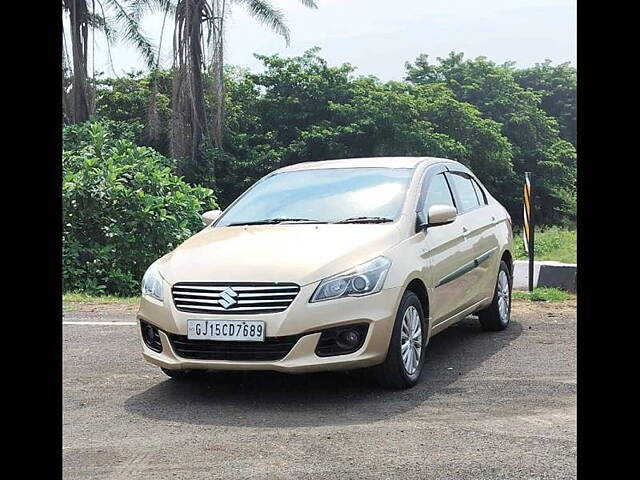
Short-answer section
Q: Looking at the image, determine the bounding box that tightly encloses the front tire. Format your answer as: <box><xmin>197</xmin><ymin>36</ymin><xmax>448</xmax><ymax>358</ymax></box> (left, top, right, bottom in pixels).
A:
<box><xmin>375</xmin><ymin>291</ymin><xmax>427</xmax><ymax>389</ymax></box>
<box><xmin>478</xmin><ymin>260</ymin><xmax>512</xmax><ymax>331</ymax></box>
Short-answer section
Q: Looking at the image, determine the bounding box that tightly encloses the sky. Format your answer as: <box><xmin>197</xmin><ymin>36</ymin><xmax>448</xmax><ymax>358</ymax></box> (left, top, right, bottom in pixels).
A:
<box><xmin>77</xmin><ymin>0</ymin><xmax>577</xmax><ymax>81</ymax></box>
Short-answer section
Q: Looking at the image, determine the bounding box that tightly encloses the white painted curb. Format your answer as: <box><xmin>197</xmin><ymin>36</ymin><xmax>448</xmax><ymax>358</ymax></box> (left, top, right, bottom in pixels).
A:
<box><xmin>513</xmin><ymin>260</ymin><xmax>576</xmax><ymax>292</ymax></box>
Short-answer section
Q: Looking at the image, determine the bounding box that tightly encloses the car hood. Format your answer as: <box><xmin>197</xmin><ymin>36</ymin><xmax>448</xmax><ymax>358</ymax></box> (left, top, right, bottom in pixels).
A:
<box><xmin>157</xmin><ymin>223</ymin><xmax>404</xmax><ymax>286</ymax></box>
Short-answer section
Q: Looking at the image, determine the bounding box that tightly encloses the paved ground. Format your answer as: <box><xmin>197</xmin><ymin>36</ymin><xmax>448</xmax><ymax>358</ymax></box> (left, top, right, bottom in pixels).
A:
<box><xmin>63</xmin><ymin>300</ymin><xmax>577</xmax><ymax>479</ymax></box>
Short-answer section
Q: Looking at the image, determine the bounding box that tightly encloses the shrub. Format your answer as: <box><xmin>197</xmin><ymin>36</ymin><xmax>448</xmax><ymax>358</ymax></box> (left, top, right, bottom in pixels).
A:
<box><xmin>63</xmin><ymin>118</ymin><xmax>145</xmax><ymax>151</ymax></box>
<box><xmin>63</xmin><ymin>123</ymin><xmax>218</xmax><ymax>296</ymax></box>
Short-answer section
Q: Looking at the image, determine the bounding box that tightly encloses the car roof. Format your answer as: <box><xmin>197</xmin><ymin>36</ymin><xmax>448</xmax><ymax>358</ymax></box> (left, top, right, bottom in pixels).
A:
<box><xmin>275</xmin><ymin>156</ymin><xmax>462</xmax><ymax>172</ymax></box>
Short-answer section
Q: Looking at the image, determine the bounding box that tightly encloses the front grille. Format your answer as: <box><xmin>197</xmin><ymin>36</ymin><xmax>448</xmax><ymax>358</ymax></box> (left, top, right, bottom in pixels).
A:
<box><xmin>168</xmin><ymin>333</ymin><xmax>303</xmax><ymax>361</ymax></box>
<box><xmin>171</xmin><ymin>282</ymin><xmax>300</xmax><ymax>315</ymax></box>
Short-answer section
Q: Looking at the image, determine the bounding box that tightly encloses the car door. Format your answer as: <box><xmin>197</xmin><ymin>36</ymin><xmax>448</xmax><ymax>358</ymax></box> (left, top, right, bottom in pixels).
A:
<box><xmin>417</xmin><ymin>168</ymin><xmax>476</xmax><ymax>325</ymax></box>
<box><xmin>445</xmin><ymin>170</ymin><xmax>500</xmax><ymax>306</ymax></box>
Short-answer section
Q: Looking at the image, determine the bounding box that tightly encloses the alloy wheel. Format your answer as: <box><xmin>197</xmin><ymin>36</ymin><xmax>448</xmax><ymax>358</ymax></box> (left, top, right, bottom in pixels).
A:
<box><xmin>400</xmin><ymin>306</ymin><xmax>422</xmax><ymax>375</ymax></box>
<box><xmin>497</xmin><ymin>270</ymin><xmax>510</xmax><ymax>323</ymax></box>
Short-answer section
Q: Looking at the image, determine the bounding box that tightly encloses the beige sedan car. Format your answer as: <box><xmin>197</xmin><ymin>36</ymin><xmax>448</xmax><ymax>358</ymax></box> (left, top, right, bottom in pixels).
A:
<box><xmin>138</xmin><ymin>157</ymin><xmax>513</xmax><ymax>388</ymax></box>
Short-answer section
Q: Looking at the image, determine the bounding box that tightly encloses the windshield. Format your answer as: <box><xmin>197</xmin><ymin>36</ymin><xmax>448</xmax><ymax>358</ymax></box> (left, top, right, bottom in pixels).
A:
<box><xmin>216</xmin><ymin>167</ymin><xmax>414</xmax><ymax>226</ymax></box>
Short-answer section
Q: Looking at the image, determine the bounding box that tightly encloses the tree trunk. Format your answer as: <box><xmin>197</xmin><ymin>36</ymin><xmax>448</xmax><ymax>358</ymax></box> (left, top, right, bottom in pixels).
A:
<box><xmin>210</xmin><ymin>0</ymin><xmax>225</xmax><ymax>150</ymax></box>
<box><xmin>170</xmin><ymin>0</ymin><xmax>223</xmax><ymax>182</ymax></box>
<box><xmin>65</xmin><ymin>0</ymin><xmax>91</xmax><ymax>124</ymax></box>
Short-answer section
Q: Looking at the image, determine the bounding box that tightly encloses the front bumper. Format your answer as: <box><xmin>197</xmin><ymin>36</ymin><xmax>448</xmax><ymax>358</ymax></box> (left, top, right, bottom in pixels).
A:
<box><xmin>137</xmin><ymin>283</ymin><xmax>402</xmax><ymax>373</ymax></box>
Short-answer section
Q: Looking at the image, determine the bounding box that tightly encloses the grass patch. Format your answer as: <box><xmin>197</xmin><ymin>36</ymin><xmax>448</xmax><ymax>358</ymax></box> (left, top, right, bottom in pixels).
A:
<box><xmin>512</xmin><ymin>287</ymin><xmax>572</xmax><ymax>302</ymax></box>
<box><xmin>63</xmin><ymin>292</ymin><xmax>140</xmax><ymax>305</ymax></box>
<box><xmin>513</xmin><ymin>227</ymin><xmax>576</xmax><ymax>264</ymax></box>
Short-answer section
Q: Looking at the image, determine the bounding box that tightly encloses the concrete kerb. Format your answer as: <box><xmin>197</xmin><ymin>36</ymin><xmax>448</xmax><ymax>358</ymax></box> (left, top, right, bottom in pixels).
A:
<box><xmin>512</xmin><ymin>260</ymin><xmax>577</xmax><ymax>293</ymax></box>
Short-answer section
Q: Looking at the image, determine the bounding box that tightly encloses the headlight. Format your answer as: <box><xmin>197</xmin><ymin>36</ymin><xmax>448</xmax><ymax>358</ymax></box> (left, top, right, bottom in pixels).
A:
<box><xmin>310</xmin><ymin>256</ymin><xmax>392</xmax><ymax>302</ymax></box>
<box><xmin>141</xmin><ymin>261</ymin><xmax>164</xmax><ymax>301</ymax></box>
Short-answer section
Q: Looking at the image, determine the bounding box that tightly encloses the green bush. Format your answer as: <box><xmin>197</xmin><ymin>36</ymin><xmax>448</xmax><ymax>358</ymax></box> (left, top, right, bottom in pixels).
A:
<box><xmin>63</xmin><ymin>123</ymin><xmax>218</xmax><ymax>296</ymax></box>
<box><xmin>63</xmin><ymin>118</ymin><xmax>145</xmax><ymax>151</ymax></box>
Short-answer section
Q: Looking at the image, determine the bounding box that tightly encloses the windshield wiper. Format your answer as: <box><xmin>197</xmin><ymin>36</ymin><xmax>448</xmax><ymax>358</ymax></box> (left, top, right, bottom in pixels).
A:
<box><xmin>226</xmin><ymin>218</ymin><xmax>327</xmax><ymax>226</ymax></box>
<box><xmin>334</xmin><ymin>216</ymin><xmax>394</xmax><ymax>224</ymax></box>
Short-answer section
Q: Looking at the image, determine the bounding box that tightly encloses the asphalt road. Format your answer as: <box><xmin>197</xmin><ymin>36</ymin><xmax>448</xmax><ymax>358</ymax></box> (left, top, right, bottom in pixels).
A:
<box><xmin>63</xmin><ymin>300</ymin><xmax>577</xmax><ymax>479</ymax></box>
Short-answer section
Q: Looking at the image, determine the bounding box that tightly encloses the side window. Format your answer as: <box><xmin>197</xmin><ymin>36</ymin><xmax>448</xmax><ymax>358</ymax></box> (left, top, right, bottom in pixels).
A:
<box><xmin>424</xmin><ymin>173</ymin><xmax>455</xmax><ymax>212</ymax></box>
<box><xmin>448</xmin><ymin>172</ymin><xmax>481</xmax><ymax>213</ymax></box>
<box><xmin>470</xmin><ymin>177</ymin><xmax>487</xmax><ymax>205</ymax></box>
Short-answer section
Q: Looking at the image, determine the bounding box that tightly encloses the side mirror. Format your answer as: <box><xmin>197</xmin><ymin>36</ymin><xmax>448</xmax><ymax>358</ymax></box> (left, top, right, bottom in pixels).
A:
<box><xmin>416</xmin><ymin>205</ymin><xmax>458</xmax><ymax>231</ymax></box>
<box><xmin>427</xmin><ymin>205</ymin><xmax>457</xmax><ymax>226</ymax></box>
<box><xmin>201</xmin><ymin>209</ymin><xmax>222</xmax><ymax>226</ymax></box>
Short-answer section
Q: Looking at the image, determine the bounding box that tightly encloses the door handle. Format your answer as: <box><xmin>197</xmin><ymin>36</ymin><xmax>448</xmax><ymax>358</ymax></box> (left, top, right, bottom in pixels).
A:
<box><xmin>462</xmin><ymin>226</ymin><xmax>469</xmax><ymax>234</ymax></box>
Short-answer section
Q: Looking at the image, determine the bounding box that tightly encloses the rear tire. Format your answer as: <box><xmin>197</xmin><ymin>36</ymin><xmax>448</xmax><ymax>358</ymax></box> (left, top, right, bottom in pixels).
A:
<box><xmin>478</xmin><ymin>260</ymin><xmax>512</xmax><ymax>331</ymax></box>
<box><xmin>374</xmin><ymin>291</ymin><xmax>427</xmax><ymax>389</ymax></box>
<box><xmin>161</xmin><ymin>367</ymin><xmax>205</xmax><ymax>379</ymax></box>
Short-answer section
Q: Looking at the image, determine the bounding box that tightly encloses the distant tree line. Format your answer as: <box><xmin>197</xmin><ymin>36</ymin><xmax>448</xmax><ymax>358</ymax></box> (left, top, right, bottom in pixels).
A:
<box><xmin>74</xmin><ymin>49</ymin><xmax>575</xmax><ymax>226</ymax></box>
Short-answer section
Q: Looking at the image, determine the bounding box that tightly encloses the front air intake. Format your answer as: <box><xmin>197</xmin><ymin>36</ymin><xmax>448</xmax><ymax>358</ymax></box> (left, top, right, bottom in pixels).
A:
<box><xmin>168</xmin><ymin>333</ymin><xmax>303</xmax><ymax>361</ymax></box>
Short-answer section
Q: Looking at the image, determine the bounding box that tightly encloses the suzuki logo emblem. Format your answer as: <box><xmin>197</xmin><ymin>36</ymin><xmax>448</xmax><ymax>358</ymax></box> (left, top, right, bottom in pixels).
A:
<box><xmin>218</xmin><ymin>287</ymin><xmax>239</xmax><ymax>309</ymax></box>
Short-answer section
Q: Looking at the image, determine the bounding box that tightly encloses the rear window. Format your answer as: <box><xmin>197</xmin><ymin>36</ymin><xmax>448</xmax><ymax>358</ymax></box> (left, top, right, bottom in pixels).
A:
<box><xmin>470</xmin><ymin>177</ymin><xmax>487</xmax><ymax>205</ymax></box>
<box><xmin>448</xmin><ymin>173</ymin><xmax>481</xmax><ymax>213</ymax></box>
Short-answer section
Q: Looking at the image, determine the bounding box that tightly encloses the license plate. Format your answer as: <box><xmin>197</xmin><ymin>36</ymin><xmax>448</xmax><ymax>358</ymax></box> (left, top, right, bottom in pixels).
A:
<box><xmin>187</xmin><ymin>320</ymin><xmax>265</xmax><ymax>342</ymax></box>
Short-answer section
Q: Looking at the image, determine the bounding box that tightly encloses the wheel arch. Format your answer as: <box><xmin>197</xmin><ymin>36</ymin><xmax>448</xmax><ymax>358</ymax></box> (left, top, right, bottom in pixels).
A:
<box><xmin>405</xmin><ymin>277</ymin><xmax>430</xmax><ymax>323</ymax></box>
<box><xmin>501</xmin><ymin>249</ymin><xmax>514</xmax><ymax>278</ymax></box>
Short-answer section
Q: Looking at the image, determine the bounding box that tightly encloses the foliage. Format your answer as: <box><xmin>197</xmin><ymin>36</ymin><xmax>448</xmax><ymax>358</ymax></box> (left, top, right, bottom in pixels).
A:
<box><xmin>219</xmin><ymin>50</ymin><xmax>515</xmax><ymax>206</ymax></box>
<box><xmin>94</xmin><ymin>71</ymin><xmax>173</xmax><ymax>153</ymax></box>
<box><xmin>63</xmin><ymin>122</ymin><xmax>217</xmax><ymax>295</ymax></box>
<box><xmin>90</xmin><ymin>50</ymin><xmax>575</xmax><ymax>221</ymax></box>
<box><xmin>405</xmin><ymin>52</ymin><xmax>576</xmax><ymax>225</ymax></box>
<box><xmin>514</xmin><ymin>60</ymin><xmax>576</xmax><ymax>146</ymax></box>
<box><xmin>63</xmin><ymin>117</ymin><xmax>145</xmax><ymax>151</ymax></box>
<box><xmin>513</xmin><ymin>227</ymin><xmax>576</xmax><ymax>264</ymax></box>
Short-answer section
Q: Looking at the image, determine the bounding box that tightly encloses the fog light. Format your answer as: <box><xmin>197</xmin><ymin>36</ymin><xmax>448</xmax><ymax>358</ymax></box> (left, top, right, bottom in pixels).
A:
<box><xmin>315</xmin><ymin>323</ymin><xmax>368</xmax><ymax>357</ymax></box>
<box><xmin>144</xmin><ymin>324</ymin><xmax>156</xmax><ymax>344</ymax></box>
<box><xmin>337</xmin><ymin>329</ymin><xmax>360</xmax><ymax>349</ymax></box>
<box><xmin>140</xmin><ymin>321</ymin><xmax>162</xmax><ymax>353</ymax></box>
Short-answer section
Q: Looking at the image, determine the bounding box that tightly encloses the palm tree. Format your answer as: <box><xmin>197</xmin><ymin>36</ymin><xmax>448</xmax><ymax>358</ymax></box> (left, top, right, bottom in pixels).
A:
<box><xmin>62</xmin><ymin>0</ymin><xmax>158</xmax><ymax>124</ymax></box>
<box><xmin>169</xmin><ymin>0</ymin><xmax>318</xmax><ymax>181</ymax></box>
<box><xmin>129</xmin><ymin>0</ymin><xmax>177</xmax><ymax>147</ymax></box>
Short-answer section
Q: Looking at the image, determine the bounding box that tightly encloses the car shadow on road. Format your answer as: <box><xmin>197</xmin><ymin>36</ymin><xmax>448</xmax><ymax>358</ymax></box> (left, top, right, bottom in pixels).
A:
<box><xmin>124</xmin><ymin>317</ymin><xmax>522</xmax><ymax>428</ymax></box>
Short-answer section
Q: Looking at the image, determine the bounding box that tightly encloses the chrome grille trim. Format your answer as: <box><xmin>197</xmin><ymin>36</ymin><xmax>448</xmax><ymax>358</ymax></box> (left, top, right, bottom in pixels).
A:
<box><xmin>172</xmin><ymin>291</ymin><xmax>297</xmax><ymax>299</ymax></box>
<box><xmin>172</xmin><ymin>285</ymin><xmax>297</xmax><ymax>292</ymax></box>
<box><xmin>173</xmin><ymin>298</ymin><xmax>295</xmax><ymax>305</ymax></box>
<box><xmin>171</xmin><ymin>282</ymin><xmax>300</xmax><ymax>315</ymax></box>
